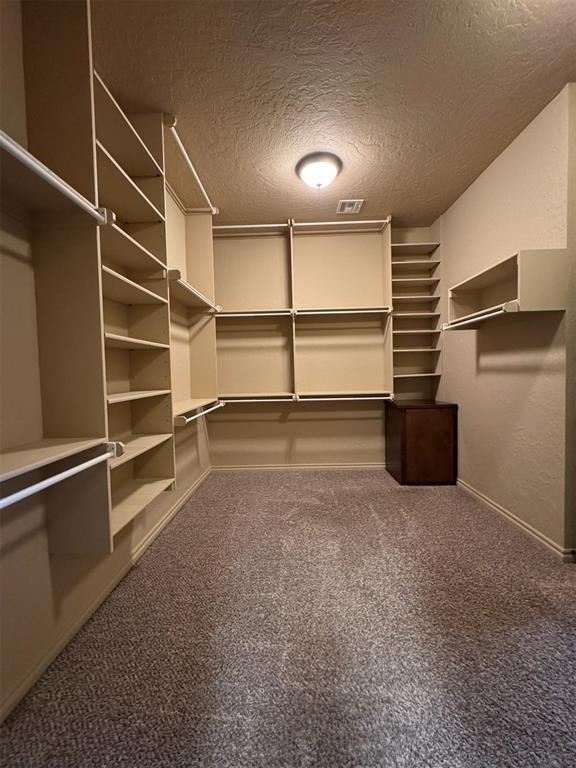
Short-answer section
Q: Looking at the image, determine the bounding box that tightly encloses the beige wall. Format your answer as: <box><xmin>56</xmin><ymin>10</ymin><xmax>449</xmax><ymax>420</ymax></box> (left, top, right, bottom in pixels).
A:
<box><xmin>435</xmin><ymin>84</ymin><xmax>574</xmax><ymax>554</ymax></box>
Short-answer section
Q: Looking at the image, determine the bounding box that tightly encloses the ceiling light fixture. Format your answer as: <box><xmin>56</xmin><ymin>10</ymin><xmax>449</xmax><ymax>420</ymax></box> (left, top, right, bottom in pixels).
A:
<box><xmin>296</xmin><ymin>152</ymin><xmax>342</xmax><ymax>189</ymax></box>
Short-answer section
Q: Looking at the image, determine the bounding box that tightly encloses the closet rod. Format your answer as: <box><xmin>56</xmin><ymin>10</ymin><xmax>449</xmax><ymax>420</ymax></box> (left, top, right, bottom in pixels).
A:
<box><xmin>442</xmin><ymin>306</ymin><xmax>514</xmax><ymax>331</ymax></box>
<box><xmin>293</xmin><ymin>217</ymin><xmax>391</xmax><ymax>229</ymax></box>
<box><xmin>298</xmin><ymin>396</ymin><xmax>393</xmax><ymax>402</ymax></box>
<box><xmin>174</xmin><ymin>401</ymin><xmax>225</xmax><ymax>426</ymax></box>
<box><xmin>213</xmin><ymin>223</ymin><xmax>289</xmax><ymax>231</ymax></box>
<box><xmin>295</xmin><ymin>308</ymin><xmax>391</xmax><ymax>316</ymax></box>
<box><xmin>0</xmin><ymin>130</ymin><xmax>109</xmax><ymax>225</ymax></box>
<box><xmin>218</xmin><ymin>311</ymin><xmax>292</xmax><ymax>318</ymax></box>
<box><xmin>222</xmin><ymin>397</ymin><xmax>296</xmax><ymax>403</ymax></box>
<box><xmin>168</xmin><ymin>124</ymin><xmax>218</xmax><ymax>215</ymax></box>
<box><xmin>0</xmin><ymin>444</ymin><xmax>118</xmax><ymax>511</ymax></box>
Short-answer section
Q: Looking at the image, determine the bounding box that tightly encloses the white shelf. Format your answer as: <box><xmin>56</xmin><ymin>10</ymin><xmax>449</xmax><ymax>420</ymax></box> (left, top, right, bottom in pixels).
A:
<box><xmin>100</xmin><ymin>222</ymin><xmax>165</xmax><ymax>272</ymax></box>
<box><xmin>96</xmin><ymin>141</ymin><xmax>165</xmax><ymax>223</ymax></box>
<box><xmin>168</xmin><ymin>270</ymin><xmax>218</xmax><ymax>310</ymax></box>
<box><xmin>393</xmin><ymin>348</ymin><xmax>440</xmax><ymax>353</ymax></box>
<box><xmin>0</xmin><ymin>437</ymin><xmax>107</xmax><ymax>483</ymax></box>
<box><xmin>173</xmin><ymin>397</ymin><xmax>219</xmax><ymax>416</ymax></box>
<box><xmin>111</xmin><ymin>477</ymin><xmax>174</xmax><ymax>535</ymax></box>
<box><xmin>102</xmin><ymin>266</ymin><xmax>167</xmax><ymax>306</ymax></box>
<box><xmin>391</xmin><ymin>243</ymin><xmax>440</xmax><ymax>256</ymax></box>
<box><xmin>104</xmin><ymin>333</ymin><xmax>169</xmax><ymax>351</ymax></box>
<box><xmin>109</xmin><ymin>434</ymin><xmax>172</xmax><ymax>470</ymax></box>
<box><xmin>107</xmin><ymin>390</ymin><xmax>171</xmax><ymax>405</ymax></box>
<box><xmin>393</xmin><ymin>373</ymin><xmax>441</xmax><ymax>379</ymax></box>
<box><xmin>94</xmin><ymin>72</ymin><xmax>162</xmax><ymax>178</ymax></box>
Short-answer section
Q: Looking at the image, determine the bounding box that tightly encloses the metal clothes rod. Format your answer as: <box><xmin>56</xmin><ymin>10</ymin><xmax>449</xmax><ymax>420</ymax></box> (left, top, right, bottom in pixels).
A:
<box><xmin>175</xmin><ymin>401</ymin><xmax>225</xmax><ymax>426</ymax></box>
<box><xmin>442</xmin><ymin>307</ymin><xmax>510</xmax><ymax>331</ymax></box>
<box><xmin>213</xmin><ymin>223</ymin><xmax>288</xmax><ymax>231</ymax></box>
<box><xmin>0</xmin><ymin>130</ymin><xmax>109</xmax><ymax>225</ymax></box>
<box><xmin>169</xmin><ymin>126</ymin><xmax>218</xmax><ymax>215</ymax></box>
<box><xmin>0</xmin><ymin>448</ymin><xmax>115</xmax><ymax>511</ymax></box>
<box><xmin>222</xmin><ymin>397</ymin><xmax>296</xmax><ymax>403</ymax></box>
<box><xmin>295</xmin><ymin>308</ymin><xmax>391</xmax><ymax>316</ymax></box>
<box><xmin>218</xmin><ymin>311</ymin><xmax>292</xmax><ymax>318</ymax></box>
<box><xmin>299</xmin><ymin>396</ymin><xmax>393</xmax><ymax>402</ymax></box>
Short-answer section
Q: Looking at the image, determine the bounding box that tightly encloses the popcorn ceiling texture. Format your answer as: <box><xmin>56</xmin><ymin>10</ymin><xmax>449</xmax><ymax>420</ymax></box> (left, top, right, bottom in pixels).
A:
<box><xmin>91</xmin><ymin>0</ymin><xmax>576</xmax><ymax>224</ymax></box>
<box><xmin>1</xmin><ymin>470</ymin><xmax>575</xmax><ymax>767</ymax></box>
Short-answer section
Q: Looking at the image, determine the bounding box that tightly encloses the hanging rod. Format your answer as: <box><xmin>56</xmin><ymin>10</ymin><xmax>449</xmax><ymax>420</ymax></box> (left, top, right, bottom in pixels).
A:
<box><xmin>213</xmin><ymin>223</ymin><xmax>289</xmax><ymax>231</ymax></box>
<box><xmin>174</xmin><ymin>401</ymin><xmax>225</xmax><ymax>426</ymax></box>
<box><xmin>293</xmin><ymin>217</ymin><xmax>391</xmax><ymax>229</ymax></box>
<box><xmin>298</xmin><ymin>395</ymin><xmax>393</xmax><ymax>402</ymax></box>
<box><xmin>218</xmin><ymin>310</ymin><xmax>292</xmax><ymax>318</ymax></box>
<box><xmin>166</xmin><ymin>121</ymin><xmax>218</xmax><ymax>215</ymax></box>
<box><xmin>0</xmin><ymin>130</ymin><xmax>110</xmax><ymax>225</ymax></box>
<box><xmin>294</xmin><ymin>307</ymin><xmax>391</xmax><ymax>316</ymax></box>
<box><xmin>0</xmin><ymin>443</ymin><xmax>121</xmax><ymax>511</ymax></box>
<box><xmin>442</xmin><ymin>302</ymin><xmax>519</xmax><ymax>331</ymax></box>
<box><xmin>222</xmin><ymin>397</ymin><xmax>296</xmax><ymax>403</ymax></box>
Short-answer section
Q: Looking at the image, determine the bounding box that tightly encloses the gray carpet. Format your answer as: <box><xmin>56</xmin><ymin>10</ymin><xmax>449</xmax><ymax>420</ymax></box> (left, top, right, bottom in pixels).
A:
<box><xmin>1</xmin><ymin>470</ymin><xmax>576</xmax><ymax>767</ymax></box>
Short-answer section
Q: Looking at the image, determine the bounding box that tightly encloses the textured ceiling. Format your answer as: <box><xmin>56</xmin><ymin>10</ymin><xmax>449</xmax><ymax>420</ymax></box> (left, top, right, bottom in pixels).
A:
<box><xmin>91</xmin><ymin>0</ymin><xmax>576</xmax><ymax>225</ymax></box>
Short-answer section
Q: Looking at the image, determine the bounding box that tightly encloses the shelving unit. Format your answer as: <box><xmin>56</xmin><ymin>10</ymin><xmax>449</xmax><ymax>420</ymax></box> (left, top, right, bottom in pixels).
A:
<box><xmin>391</xmin><ymin>239</ymin><xmax>442</xmax><ymax>400</ymax></box>
<box><xmin>442</xmin><ymin>250</ymin><xmax>570</xmax><ymax>330</ymax></box>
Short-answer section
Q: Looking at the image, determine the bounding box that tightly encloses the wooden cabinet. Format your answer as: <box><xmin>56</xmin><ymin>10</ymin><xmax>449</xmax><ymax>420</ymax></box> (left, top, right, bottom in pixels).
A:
<box><xmin>385</xmin><ymin>400</ymin><xmax>457</xmax><ymax>485</ymax></box>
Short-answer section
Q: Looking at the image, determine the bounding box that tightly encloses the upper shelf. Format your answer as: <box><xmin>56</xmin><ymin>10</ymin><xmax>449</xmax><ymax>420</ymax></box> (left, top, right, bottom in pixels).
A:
<box><xmin>444</xmin><ymin>249</ymin><xmax>570</xmax><ymax>330</ymax></box>
<box><xmin>96</xmin><ymin>142</ymin><xmax>165</xmax><ymax>224</ymax></box>
<box><xmin>99</xmin><ymin>222</ymin><xmax>166</xmax><ymax>272</ymax></box>
<box><xmin>102</xmin><ymin>266</ymin><xmax>167</xmax><ymax>306</ymax></box>
<box><xmin>93</xmin><ymin>72</ymin><xmax>162</xmax><ymax>179</ymax></box>
<box><xmin>391</xmin><ymin>242</ymin><xmax>440</xmax><ymax>255</ymax></box>
<box><xmin>168</xmin><ymin>270</ymin><xmax>219</xmax><ymax>311</ymax></box>
<box><xmin>0</xmin><ymin>130</ymin><xmax>105</xmax><ymax>223</ymax></box>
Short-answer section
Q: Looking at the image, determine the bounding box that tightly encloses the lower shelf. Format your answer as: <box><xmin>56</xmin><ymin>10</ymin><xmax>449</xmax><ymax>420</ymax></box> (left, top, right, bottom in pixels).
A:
<box><xmin>111</xmin><ymin>477</ymin><xmax>174</xmax><ymax>536</ymax></box>
<box><xmin>109</xmin><ymin>434</ymin><xmax>173</xmax><ymax>469</ymax></box>
<box><xmin>0</xmin><ymin>437</ymin><xmax>107</xmax><ymax>483</ymax></box>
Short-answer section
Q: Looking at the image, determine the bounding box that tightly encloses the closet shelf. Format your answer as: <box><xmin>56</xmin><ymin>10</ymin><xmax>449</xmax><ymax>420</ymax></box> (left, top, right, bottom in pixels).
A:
<box><xmin>391</xmin><ymin>260</ymin><xmax>440</xmax><ymax>267</ymax></box>
<box><xmin>100</xmin><ymin>222</ymin><xmax>165</xmax><ymax>272</ymax></box>
<box><xmin>109</xmin><ymin>434</ymin><xmax>173</xmax><ymax>470</ymax></box>
<box><xmin>111</xmin><ymin>477</ymin><xmax>174</xmax><ymax>536</ymax></box>
<box><xmin>0</xmin><ymin>437</ymin><xmax>107</xmax><ymax>483</ymax></box>
<box><xmin>107</xmin><ymin>390</ymin><xmax>171</xmax><ymax>405</ymax></box>
<box><xmin>392</xmin><ymin>295</ymin><xmax>440</xmax><ymax>301</ymax></box>
<box><xmin>393</xmin><ymin>373</ymin><xmax>441</xmax><ymax>379</ymax></box>
<box><xmin>102</xmin><ymin>265</ymin><xmax>167</xmax><ymax>305</ymax></box>
<box><xmin>168</xmin><ymin>270</ymin><xmax>219</xmax><ymax>311</ymax></box>
<box><xmin>217</xmin><ymin>310</ymin><xmax>291</xmax><ymax>318</ymax></box>
<box><xmin>392</xmin><ymin>278</ymin><xmax>440</xmax><ymax>284</ymax></box>
<box><xmin>0</xmin><ymin>130</ymin><xmax>106</xmax><ymax>223</ymax></box>
<box><xmin>393</xmin><ymin>312</ymin><xmax>440</xmax><ymax>318</ymax></box>
<box><xmin>393</xmin><ymin>329</ymin><xmax>441</xmax><ymax>335</ymax></box>
<box><xmin>294</xmin><ymin>307</ymin><xmax>391</xmax><ymax>316</ymax></box>
<box><xmin>220</xmin><ymin>392</ymin><xmax>294</xmax><ymax>400</ymax></box>
<box><xmin>173</xmin><ymin>397</ymin><xmax>219</xmax><ymax>416</ymax></box>
<box><xmin>391</xmin><ymin>243</ymin><xmax>440</xmax><ymax>256</ymax></box>
<box><xmin>96</xmin><ymin>141</ymin><xmax>165</xmax><ymax>224</ymax></box>
<box><xmin>93</xmin><ymin>72</ymin><xmax>162</xmax><ymax>179</ymax></box>
<box><xmin>104</xmin><ymin>333</ymin><xmax>169</xmax><ymax>351</ymax></box>
<box><xmin>393</xmin><ymin>348</ymin><xmax>441</xmax><ymax>353</ymax></box>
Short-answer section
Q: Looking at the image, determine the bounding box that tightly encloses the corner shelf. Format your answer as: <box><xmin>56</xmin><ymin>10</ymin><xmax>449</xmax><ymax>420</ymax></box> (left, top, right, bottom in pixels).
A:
<box><xmin>0</xmin><ymin>437</ymin><xmax>107</xmax><ymax>483</ymax></box>
<box><xmin>102</xmin><ymin>266</ymin><xmax>167</xmax><ymax>306</ymax></box>
<box><xmin>443</xmin><ymin>250</ymin><xmax>569</xmax><ymax>330</ymax></box>
<box><xmin>168</xmin><ymin>269</ymin><xmax>219</xmax><ymax>311</ymax></box>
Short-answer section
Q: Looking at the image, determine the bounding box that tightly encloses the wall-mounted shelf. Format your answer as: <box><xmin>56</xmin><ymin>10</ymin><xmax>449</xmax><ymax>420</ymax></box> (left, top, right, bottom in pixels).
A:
<box><xmin>96</xmin><ymin>141</ymin><xmax>165</xmax><ymax>224</ymax></box>
<box><xmin>168</xmin><ymin>269</ymin><xmax>219</xmax><ymax>311</ymax></box>
<box><xmin>106</xmin><ymin>390</ymin><xmax>171</xmax><ymax>405</ymax></box>
<box><xmin>93</xmin><ymin>72</ymin><xmax>162</xmax><ymax>179</ymax></box>
<box><xmin>295</xmin><ymin>307</ymin><xmax>391</xmax><ymax>316</ymax></box>
<box><xmin>104</xmin><ymin>333</ymin><xmax>169</xmax><ymax>351</ymax></box>
<box><xmin>173</xmin><ymin>397</ymin><xmax>219</xmax><ymax>417</ymax></box>
<box><xmin>391</xmin><ymin>243</ymin><xmax>440</xmax><ymax>256</ymax></box>
<box><xmin>0</xmin><ymin>438</ymin><xmax>108</xmax><ymax>483</ymax></box>
<box><xmin>102</xmin><ymin>266</ymin><xmax>167</xmax><ymax>306</ymax></box>
<box><xmin>100</xmin><ymin>222</ymin><xmax>165</xmax><ymax>272</ymax></box>
<box><xmin>443</xmin><ymin>250</ymin><xmax>569</xmax><ymax>330</ymax></box>
<box><xmin>109</xmin><ymin>434</ymin><xmax>172</xmax><ymax>470</ymax></box>
<box><xmin>394</xmin><ymin>373</ymin><xmax>441</xmax><ymax>379</ymax></box>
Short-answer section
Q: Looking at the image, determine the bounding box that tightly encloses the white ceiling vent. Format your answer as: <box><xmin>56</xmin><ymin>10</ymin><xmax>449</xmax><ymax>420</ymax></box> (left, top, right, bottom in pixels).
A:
<box><xmin>336</xmin><ymin>199</ymin><xmax>364</xmax><ymax>215</ymax></box>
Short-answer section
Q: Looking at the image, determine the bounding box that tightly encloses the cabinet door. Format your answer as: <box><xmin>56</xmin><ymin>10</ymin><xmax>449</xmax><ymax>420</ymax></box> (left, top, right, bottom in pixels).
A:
<box><xmin>405</xmin><ymin>409</ymin><xmax>456</xmax><ymax>484</ymax></box>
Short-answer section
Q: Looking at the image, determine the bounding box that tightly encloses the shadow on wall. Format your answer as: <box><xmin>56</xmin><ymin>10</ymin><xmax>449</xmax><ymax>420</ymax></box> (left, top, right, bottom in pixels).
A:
<box><xmin>475</xmin><ymin>312</ymin><xmax>565</xmax><ymax>374</ymax></box>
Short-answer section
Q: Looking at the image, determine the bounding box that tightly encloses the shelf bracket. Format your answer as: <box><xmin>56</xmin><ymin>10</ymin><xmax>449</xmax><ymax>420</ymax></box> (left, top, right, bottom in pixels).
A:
<box><xmin>97</xmin><ymin>208</ymin><xmax>116</xmax><ymax>227</ymax></box>
<box><xmin>106</xmin><ymin>442</ymin><xmax>125</xmax><ymax>459</ymax></box>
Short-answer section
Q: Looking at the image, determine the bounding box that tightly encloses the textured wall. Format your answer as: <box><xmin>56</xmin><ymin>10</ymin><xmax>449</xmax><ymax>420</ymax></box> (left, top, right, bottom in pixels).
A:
<box><xmin>91</xmin><ymin>0</ymin><xmax>576</xmax><ymax>225</ymax></box>
<box><xmin>436</xmin><ymin>86</ymin><xmax>572</xmax><ymax>553</ymax></box>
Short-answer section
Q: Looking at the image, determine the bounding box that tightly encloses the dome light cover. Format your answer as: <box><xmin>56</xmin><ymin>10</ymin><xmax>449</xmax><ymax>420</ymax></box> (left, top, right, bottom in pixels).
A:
<box><xmin>296</xmin><ymin>152</ymin><xmax>342</xmax><ymax>189</ymax></box>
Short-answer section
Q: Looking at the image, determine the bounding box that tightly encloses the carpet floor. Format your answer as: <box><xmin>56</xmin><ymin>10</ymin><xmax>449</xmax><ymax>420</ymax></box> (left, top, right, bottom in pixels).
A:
<box><xmin>1</xmin><ymin>470</ymin><xmax>576</xmax><ymax>767</ymax></box>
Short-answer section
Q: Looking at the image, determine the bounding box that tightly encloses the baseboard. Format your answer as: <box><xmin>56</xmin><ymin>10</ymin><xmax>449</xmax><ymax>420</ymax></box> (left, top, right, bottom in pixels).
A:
<box><xmin>457</xmin><ymin>478</ymin><xmax>574</xmax><ymax>561</ymax></box>
<box><xmin>0</xmin><ymin>467</ymin><xmax>211</xmax><ymax>722</ymax></box>
<box><xmin>213</xmin><ymin>462</ymin><xmax>387</xmax><ymax>471</ymax></box>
